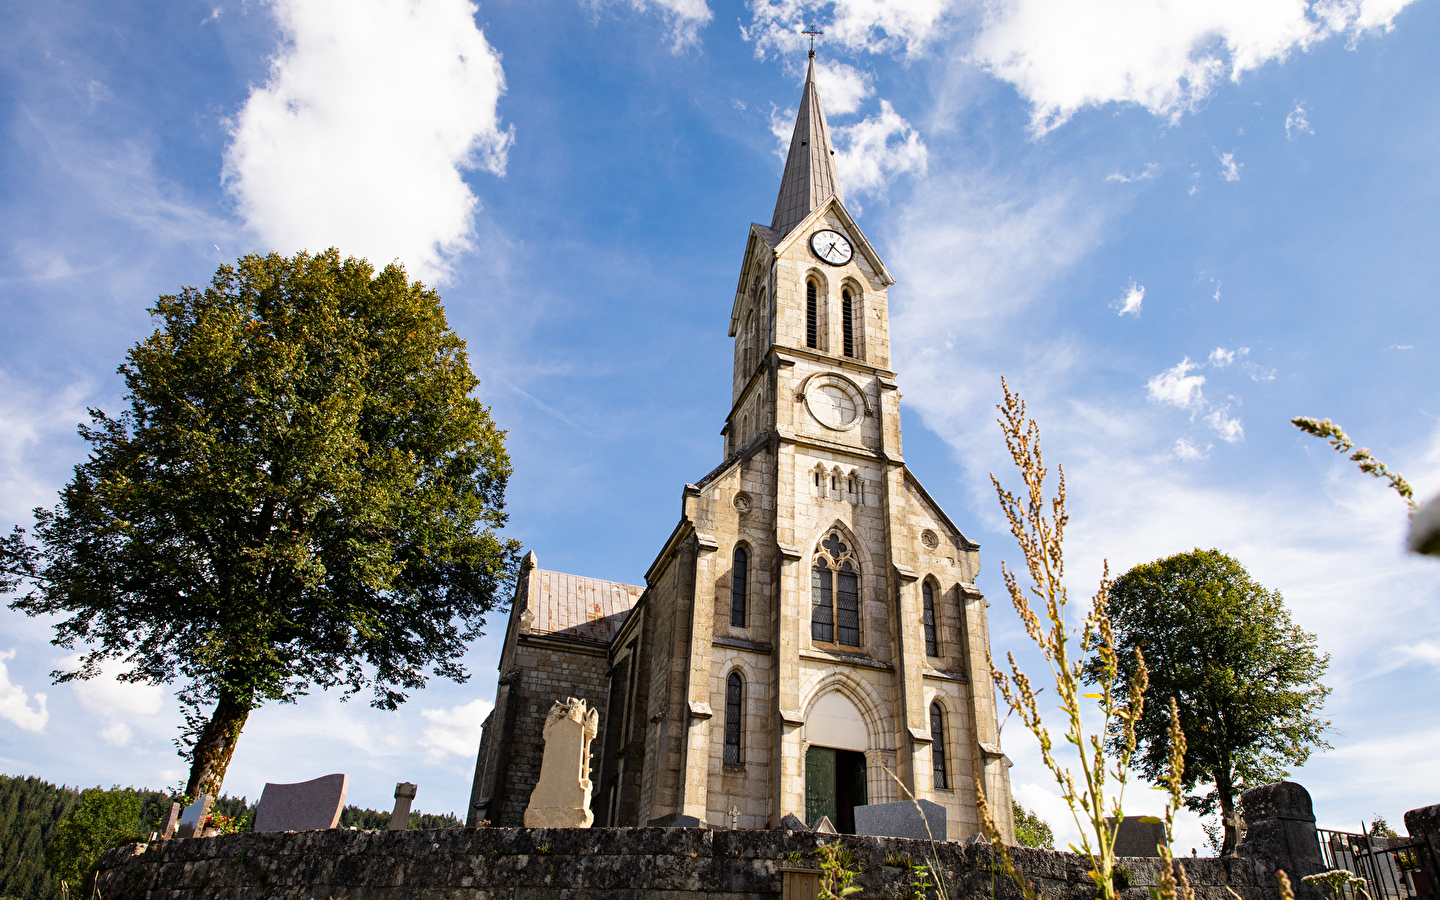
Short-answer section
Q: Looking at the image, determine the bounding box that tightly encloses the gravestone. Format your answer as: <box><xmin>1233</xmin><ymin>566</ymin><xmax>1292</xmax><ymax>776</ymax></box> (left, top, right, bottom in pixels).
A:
<box><xmin>1108</xmin><ymin>816</ymin><xmax>1166</xmax><ymax>857</ymax></box>
<box><xmin>853</xmin><ymin>799</ymin><xmax>947</xmax><ymax>841</ymax></box>
<box><xmin>524</xmin><ymin>697</ymin><xmax>600</xmax><ymax>828</ymax></box>
<box><xmin>253</xmin><ymin>774</ymin><xmax>349</xmax><ymax>833</ymax></box>
<box><xmin>160</xmin><ymin>802</ymin><xmax>181</xmax><ymax>840</ymax></box>
<box><xmin>1236</xmin><ymin>781</ymin><xmax>1322</xmax><ymax>866</ymax></box>
<box><xmin>389</xmin><ymin>782</ymin><xmax>417</xmax><ymax>831</ymax></box>
<box><xmin>780</xmin><ymin>813</ymin><xmax>809</xmax><ymax>831</ymax></box>
<box><xmin>813</xmin><ymin>816</ymin><xmax>838</xmax><ymax>834</ymax></box>
<box><xmin>174</xmin><ymin>795</ymin><xmax>212</xmax><ymax>839</ymax></box>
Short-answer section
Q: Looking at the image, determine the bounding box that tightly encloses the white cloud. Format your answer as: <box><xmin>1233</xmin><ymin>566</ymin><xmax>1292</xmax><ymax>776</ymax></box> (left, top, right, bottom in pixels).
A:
<box><xmin>1147</xmin><ymin>358</ymin><xmax>1206</xmax><ymax>409</ymax></box>
<box><xmin>587</xmin><ymin>0</ymin><xmax>713</xmax><ymax>48</ymax></box>
<box><xmin>1173</xmin><ymin>438</ymin><xmax>1208</xmax><ymax>460</ymax></box>
<box><xmin>100</xmin><ymin>721</ymin><xmax>134</xmax><ymax>746</ymax></box>
<box><xmin>0</xmin><ymin>649</ymin><xmax>49</xmax><ymax>734</ymax></box>
<box><xmin>1209</xmin><ymin>347</ymin><xmax>1237</xmax><ymax>366</ymax></box>
<box><xmin>1113</xmin><ymin>281</ymin><xmax>1144</xmax><ymax>316</ymax></box>
<box><xmin>1206</xmin><ymin>406</ymin><xmax>1245</xmax><ymax>442</ymax></box>
<box><xmin>1286</xmin><ymin>102</ymin><xmax>1314</xmax><ymax>138</ymax></box>
<box><xmin>1218</xmin><ymin>151</ymin><xmax>1242</xmax><ymax>182</ymax></box>
<box><xmin>745</xmin><ymin>0</ymin><xmax>951</xmax><ymax>57</ymax></box>
<box><xmin>813</xmin><ymin>60</ymin><xmax>874</xmax><ymax>116</ymax></box>
<box><xmin>1105</xmin><ymin>163</ymin><xmax>1157</xmax><ymax>184</ymax></box>
<box><xmin>0</xmin><ymin>374</ymin><xmax>93</xmax><ymax>522</ymax></box>
<box><xmin>64</xmin><ymin>655</ymin><xmax>165</xmax><ymax>716</ymax></box>
<box><xmin>833</xmin><ymin>101</ymin><xmax>928</xmax><ymax>195</ymax></box>
<box><xmin>967</xmin><ymin>0</ymin><xmax>1417</xmax><ymax>134</ymax></box>
<box><xmin>420</xmin><ymin>698</ymin><xmax>493</xmax><ymax>760</ymax></box>
<box><xmin>223</xmin><ymin>0</ymin><xmax>513</xmax><ymax>284</ymax></box>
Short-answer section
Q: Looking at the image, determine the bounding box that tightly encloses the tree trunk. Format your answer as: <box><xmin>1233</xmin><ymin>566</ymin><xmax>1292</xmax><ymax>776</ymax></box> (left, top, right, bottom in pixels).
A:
<box><xmin>184</xmin><ymin>688</ymin><xmax>252</xmax><ymax>799</ymax></box>
<box><xmin>1218</xmin><ymin>775</ymin><xmax>1240</xmax><ymax>856</ymax></box>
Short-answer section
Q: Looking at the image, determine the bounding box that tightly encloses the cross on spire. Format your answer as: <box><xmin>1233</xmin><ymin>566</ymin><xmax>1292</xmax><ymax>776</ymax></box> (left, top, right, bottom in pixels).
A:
<box><xmin>802</xmin><ymin>25</ymin><xmax>823</xmax><ymax>58</ymax></box>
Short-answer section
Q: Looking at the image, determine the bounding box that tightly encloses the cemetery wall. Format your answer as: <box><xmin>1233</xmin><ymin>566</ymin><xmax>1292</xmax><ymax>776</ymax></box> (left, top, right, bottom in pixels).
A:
<box><xmin>93</xmin><ymin>826</ymin><xmax>1308</xmax><ymax>900</ymax></box>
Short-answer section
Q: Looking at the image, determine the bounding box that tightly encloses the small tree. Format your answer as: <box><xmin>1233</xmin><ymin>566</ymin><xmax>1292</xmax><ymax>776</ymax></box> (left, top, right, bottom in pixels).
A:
<box><xmin>45</xmin><ymin>788</ymin><xmax>146</xmax><ymax>895</ymax></box>
<box><xmin>4</xmin><ymin>250</ymin><xmax>520</xmax><ymax>798</ymax></box>
<box><xmin>1012</xmin><ymin>802</ymin><xmax>1054</xmax><ymax>849</ymax></box>
<box><xmin>1091</xmin><ymin>549</ymin><xmax>1331</xmax><ymax>856</ymax></box>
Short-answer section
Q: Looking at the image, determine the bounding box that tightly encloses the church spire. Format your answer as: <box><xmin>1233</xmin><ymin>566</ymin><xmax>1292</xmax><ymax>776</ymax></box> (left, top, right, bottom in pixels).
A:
<box><xmin>770</xmin><ymin>54</ymin><xmax>842</xmax><ymax>239</ymax></box>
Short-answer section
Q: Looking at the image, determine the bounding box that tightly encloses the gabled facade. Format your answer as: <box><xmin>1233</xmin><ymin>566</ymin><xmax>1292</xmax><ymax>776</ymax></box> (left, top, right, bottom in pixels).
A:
<box><xmin>469</xmin><ymin>55</ymin><xmax>1014</xmax><ymax>842</ymax></box>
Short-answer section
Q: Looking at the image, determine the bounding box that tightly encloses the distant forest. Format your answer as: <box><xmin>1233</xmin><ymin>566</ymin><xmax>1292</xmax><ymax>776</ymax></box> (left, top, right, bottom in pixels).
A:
<box><xmin>0</xmin><ymin>774</ymin><xmax>462</xmax><ymax>900</ymax></box>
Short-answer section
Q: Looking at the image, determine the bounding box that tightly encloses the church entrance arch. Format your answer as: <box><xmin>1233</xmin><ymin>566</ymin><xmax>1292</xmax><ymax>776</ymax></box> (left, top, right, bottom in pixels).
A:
<box><xmin>803</xmin><ymin>690</ymin><xmax>868</xmax><ymax>833</ymax></box>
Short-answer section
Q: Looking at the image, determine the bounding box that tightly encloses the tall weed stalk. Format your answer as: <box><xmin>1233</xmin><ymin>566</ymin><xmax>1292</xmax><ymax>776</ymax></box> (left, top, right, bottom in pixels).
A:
<box><xmin>976</xmin><ymin>380</ymin><xmax>1184</xmax><ymax>900</ymax></box>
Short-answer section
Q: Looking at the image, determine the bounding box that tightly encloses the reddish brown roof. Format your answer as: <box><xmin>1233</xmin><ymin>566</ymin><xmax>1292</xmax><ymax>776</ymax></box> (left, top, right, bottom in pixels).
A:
<box><xmin>529</xmin><ymin>569</ymin><xmax>643</xmax><ymax>645</ymax></box>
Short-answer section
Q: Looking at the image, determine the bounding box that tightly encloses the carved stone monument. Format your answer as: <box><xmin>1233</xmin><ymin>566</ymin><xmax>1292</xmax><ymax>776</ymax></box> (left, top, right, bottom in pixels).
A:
<box><xmin>253</xmin><ymin>774</ymin><xmax>349</xmax><ymax>833</ymax></box>
<box><xmin>524</xmin><ymin>697</ymin><xmax>599</xmax><ymax>828</ymax></box>
<box><xmin>389</xmin><ymin>782</ymin><xmax>417</xmax><ymax>831</ymax></box>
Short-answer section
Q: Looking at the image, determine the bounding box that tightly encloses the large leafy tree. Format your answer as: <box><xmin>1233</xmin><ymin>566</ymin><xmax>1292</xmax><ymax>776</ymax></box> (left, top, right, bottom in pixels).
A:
<box><xmin>3</xmin><ymin>250</ymin><xmax>520</xmax><ymax>798</ymax></box>
<box><xmin>1087</xmin><ymin>549</ymin><xmax>1330</xmax><ymax>857</ymax></box>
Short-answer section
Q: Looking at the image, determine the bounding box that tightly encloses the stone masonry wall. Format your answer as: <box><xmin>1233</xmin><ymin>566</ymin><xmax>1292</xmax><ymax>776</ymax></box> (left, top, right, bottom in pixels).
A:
<box><xmin>95</xmin><ymin>826</ymin><xmax>1304</xmax><ymax>900</ymax></box>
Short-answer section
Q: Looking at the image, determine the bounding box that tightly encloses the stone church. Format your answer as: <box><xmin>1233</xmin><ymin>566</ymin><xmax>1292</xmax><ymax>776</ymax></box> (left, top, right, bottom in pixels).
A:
<box><xmin>467</xmin><ymin>54</ymin><xmax>1016</xmax><ymax>843</ymax></box>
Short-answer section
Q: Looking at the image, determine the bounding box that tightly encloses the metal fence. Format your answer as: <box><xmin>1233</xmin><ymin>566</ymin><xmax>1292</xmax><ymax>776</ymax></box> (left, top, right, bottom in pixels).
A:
<box><xmin>1318</xmin><ymin>828</ymin><xmax>1425</xmax><ymax>900</ymax></box>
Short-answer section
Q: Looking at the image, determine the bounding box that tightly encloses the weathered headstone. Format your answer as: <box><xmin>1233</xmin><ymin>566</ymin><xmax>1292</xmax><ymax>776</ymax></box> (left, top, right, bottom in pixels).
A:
<box><xmin>523</xmin><ymin>697</ymin><xmax>599</xmax><ymax>828</ymax></box>
<box><xmin>253</xmin><ymin>773</ymin><xmax>348</xmax><ymax>833</ymax></box>
<box><xmin>160</xmin><ymin>802</ymin><xmax>181</xmax><ymax>840</ymax></box>
<box><xmin>1108</xmin><ymin>816</ymin><xmax>1166</xmax><ymax>857</ymax></box>
<box><xmin>174</xmin><ymin>795</ymin><xmax>212</xmax><ymax>839</ymax></box>
<box><xmin>389</xmin><ymin>782</ymin><xmax>417</xmax><ymax>831</ymax></box>
<box><xmin>853</xmin><ymin>799</ymin><xmax>947</xmax><ymax>841</ymax></box>
<box><xmin>780</xmin><ymin>812</ymin><xmax>809</xmax><ymax>831</ymax></box>
<box><xmin>813</xmin><ymin>816</ymin><xmax>838</xmax><ymax>834</ymax></box>
<box><xmin>1236</xmin><ymin>781</ymin><xmax>1323</xmax><ymax>867</ymax></box>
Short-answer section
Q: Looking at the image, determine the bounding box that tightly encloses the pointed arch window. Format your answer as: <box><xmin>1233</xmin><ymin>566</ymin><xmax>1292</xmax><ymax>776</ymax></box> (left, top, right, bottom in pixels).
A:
<box><xmin>806</xmin><ymin>281</ymin><xmax>819</xmax><ymax>349</ymax></box>
<box><xmin>930</xmin><ymin>703</ymin><xmax>949</xmax><ymax>790</ymax></box>
<box><xmin>811</xmin><ymin>531</ymin><xmax>861</xmax><ymax>647</ymax></box>
<box><xmin>922</xmin><ymin>581</ymin><xmax>939</xmax><ymax>657</ymax></box>
<box><xmin>731</xmin><ymin>546</ymin><xmax>749</xmax><ymax>628</ymax></box>
<box><xmin>724</xmin><ymin>671</ymin><xmax>743</xmax><ymax>764</ymax></box>
<box><xmin>842</xmin><ymin>290</ymin><xmax>855</xmax><ymax>357</ymax></box>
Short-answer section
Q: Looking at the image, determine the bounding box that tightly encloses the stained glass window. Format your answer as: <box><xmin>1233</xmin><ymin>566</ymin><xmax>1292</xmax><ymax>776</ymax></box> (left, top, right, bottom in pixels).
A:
<box><xmin>931</xmin><ymin>703</ymin><xmax>948</xmax><ymax>790</ymax></box>
<box><xmin>923</xmin><ymin>581</ymin><xmax>939</xmax><ymax>657</ymax></box>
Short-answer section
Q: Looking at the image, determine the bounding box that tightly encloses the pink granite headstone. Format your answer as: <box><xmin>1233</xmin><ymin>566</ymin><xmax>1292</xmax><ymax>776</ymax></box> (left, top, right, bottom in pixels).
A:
<box><xmin>253</xmin><ymin>774</ymin><xmax>349</xmax><ymax>832</ymax></box>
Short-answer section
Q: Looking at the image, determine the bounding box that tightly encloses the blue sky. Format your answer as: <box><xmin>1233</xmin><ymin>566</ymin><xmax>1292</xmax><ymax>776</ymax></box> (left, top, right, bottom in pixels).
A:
<box><xmin>2</xmin><ymin>0</ymin><xmax>1437</xmax><ymax>847</ymax></box>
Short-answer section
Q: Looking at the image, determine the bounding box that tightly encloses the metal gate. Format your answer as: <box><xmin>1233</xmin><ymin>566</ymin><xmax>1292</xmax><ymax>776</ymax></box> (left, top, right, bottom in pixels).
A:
<box><xmin>1318</xmin><ymin>829</ymin><xmax>1428</xmax><ymax>900</ymax></box>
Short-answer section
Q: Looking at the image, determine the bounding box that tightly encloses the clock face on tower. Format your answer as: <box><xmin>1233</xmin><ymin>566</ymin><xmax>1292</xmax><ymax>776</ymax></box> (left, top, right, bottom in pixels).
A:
<box><xmin>810</xmin><ymin>229</ymin><xmax>854</xmax><ymax>266</ymax></box>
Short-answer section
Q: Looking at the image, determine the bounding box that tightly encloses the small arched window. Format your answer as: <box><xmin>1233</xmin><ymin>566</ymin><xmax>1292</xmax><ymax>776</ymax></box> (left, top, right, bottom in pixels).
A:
<box><xmin>724</xmin><ymin>671</ymin><xmax>743</xmax><ymax>764</ymax></box>
<box><xmin>922</xmin><ymin>581</ymin><xmax>939</xmax><ymax>657</ymax></box>
<box><xmin>731</xmin><ymin>547</ymin><xmax>748</xmax><ymax>628</ymax></box>
<box><xmin>930</xmin><ymin>703</ymin><xmax>949</xmax><ymax>789</ymax></box>
<box><xmin>806</xmin><ymin>282</ymin><xmax>819</xmax><ymax>349</ymax></box>
<box><xmin>842</xmin><ymin>290</ymin><xmax>855</xmax><ymax>357</ymax></box>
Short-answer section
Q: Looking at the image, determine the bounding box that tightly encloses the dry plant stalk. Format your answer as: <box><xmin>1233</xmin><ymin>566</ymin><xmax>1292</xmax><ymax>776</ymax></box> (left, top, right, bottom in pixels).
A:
<box><xmin>1152</xmin><ymin>698</ymin><xmax>1195</xmax><ymax>900</ymax></box>
<box><xmin>1291</xmin><ymin>417</ymin><xmax>1416</xmax><ymax>510</ymax></box>
<box><xmin>976</xmin><ymin>379</ymin><xmax>1163</xmax><ymax>900</ymax></box>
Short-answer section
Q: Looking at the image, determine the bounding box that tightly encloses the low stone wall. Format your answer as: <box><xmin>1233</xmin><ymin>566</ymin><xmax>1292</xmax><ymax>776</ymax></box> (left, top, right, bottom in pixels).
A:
<box><xmin>94</xmin><ymin>826</ymin><xmax>1305</xmax><ymax>900</ymax></box>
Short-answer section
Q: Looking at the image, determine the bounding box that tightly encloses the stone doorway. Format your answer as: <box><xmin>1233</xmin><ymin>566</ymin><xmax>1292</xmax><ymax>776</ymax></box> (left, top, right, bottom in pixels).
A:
<box><xmin>805</xmin><ymin>745</ymin><xmax>867</xmax><ymax>833</ymax></box>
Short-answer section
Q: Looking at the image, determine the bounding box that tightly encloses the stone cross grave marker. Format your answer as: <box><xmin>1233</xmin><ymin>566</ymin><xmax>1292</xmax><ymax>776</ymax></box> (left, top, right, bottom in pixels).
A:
<box><xmin>524</xmin><ymin>697</ymin><xmax>599</xmax><ymax>828</ymax></box>
<box><xmin>174</xmin><ymin>795</ymin><xmax>212</xmax><ymax>839</ymax></box>
<box><xmin>253</xmin><ymin>773</ymin><xmax>349</xmax><ymax>832</ymax></box>
<box><xmin>389</xmin><ymin>782</ymin><xmax>417</xmax><ymax>831</ymax></box>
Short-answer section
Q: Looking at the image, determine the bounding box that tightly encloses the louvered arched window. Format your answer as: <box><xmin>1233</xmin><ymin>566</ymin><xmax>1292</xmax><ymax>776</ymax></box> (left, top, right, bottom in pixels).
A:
<box><xmin>806</xmin><ymin>281</ymin><xmax>819</xmax><ymax>349</ymax></box>
<box><xmin>922</xmin><ymin>581</ymin><xmax>939</xmax><ymax>657</ymax></box>
<box><xmin>842</xmin><ymin>290</ymin><xmax>855</xmax><ymax>357</ymax></box>
<box><xmin>731</xmin><ymin>546</ymin><xmax>748</xmax><ymax>627</ymax></box>
<box><xmin>724</xmin><ymin>671</ymin><xmax>743</xmax><ymax>764</ymax></box>
<box><xmin>931</xmin><ymin>702</ymin><xmax>949</xmax><ymax>789</ymax></box>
